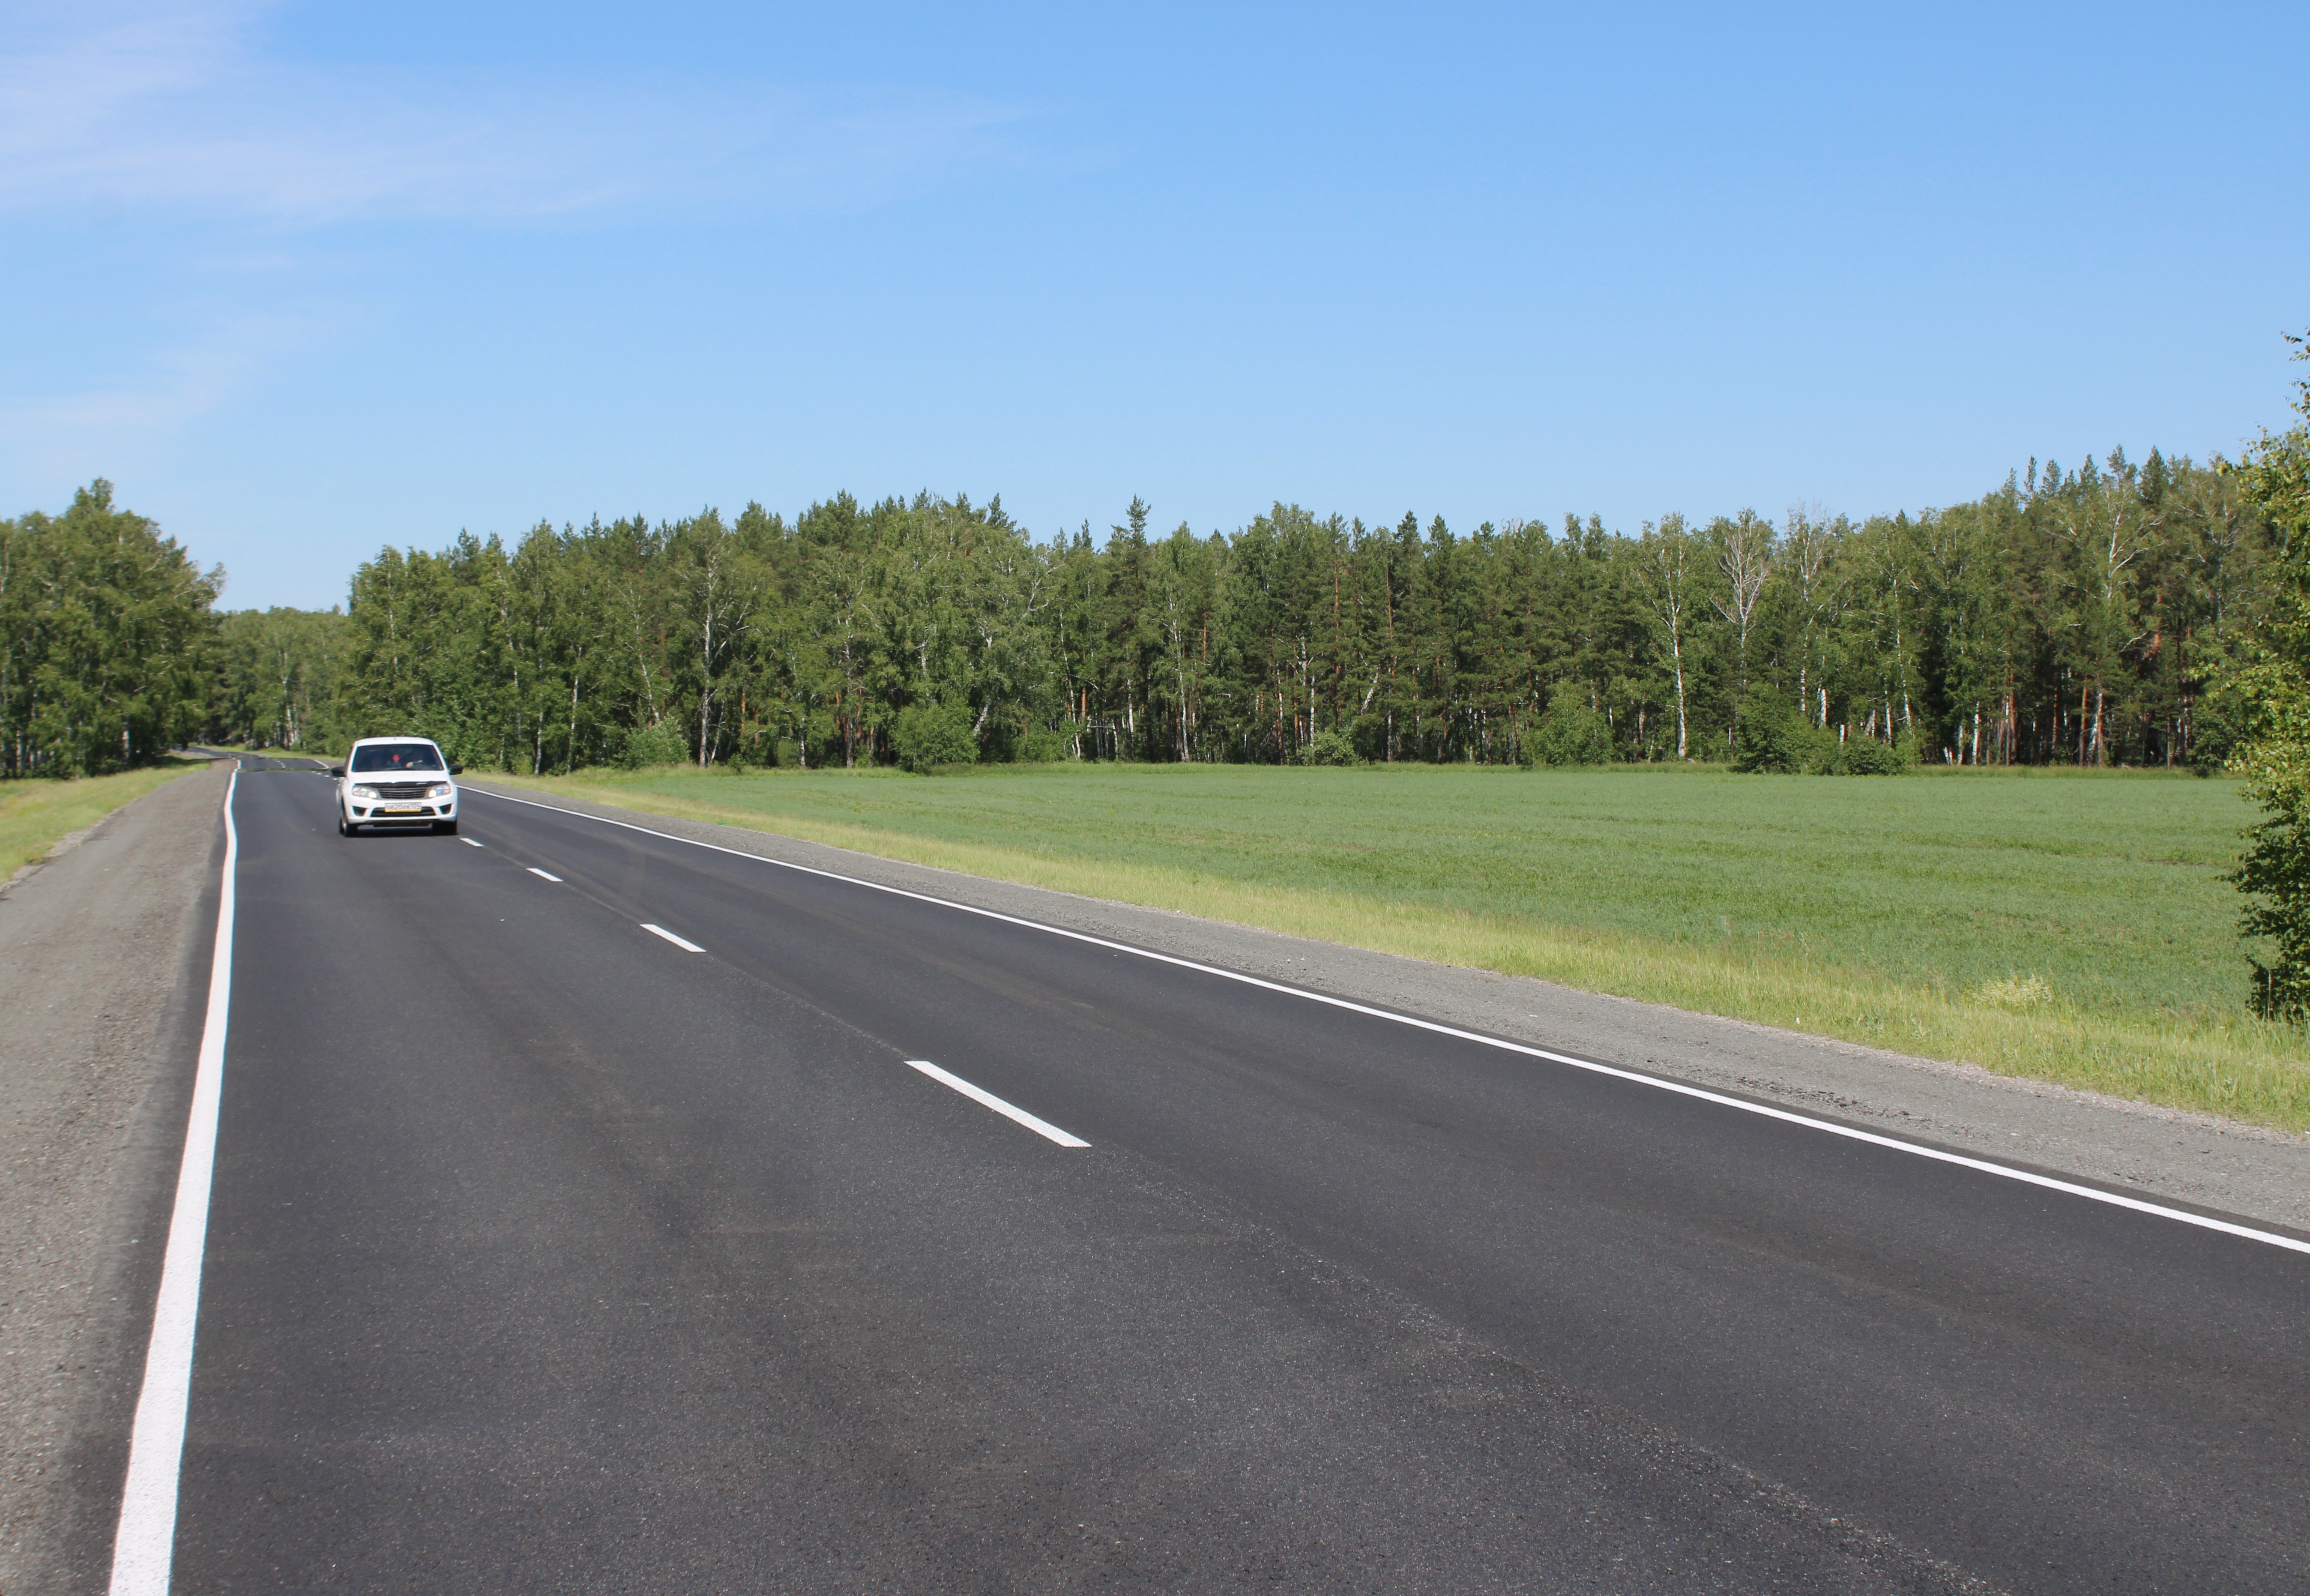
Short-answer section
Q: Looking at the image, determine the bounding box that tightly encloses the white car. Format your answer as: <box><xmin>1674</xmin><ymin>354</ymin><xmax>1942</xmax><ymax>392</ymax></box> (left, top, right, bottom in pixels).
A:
<box><xmin>331</xmin><ymin>737</ymin><xmax>464</xmax><ymax>836</ymax></box>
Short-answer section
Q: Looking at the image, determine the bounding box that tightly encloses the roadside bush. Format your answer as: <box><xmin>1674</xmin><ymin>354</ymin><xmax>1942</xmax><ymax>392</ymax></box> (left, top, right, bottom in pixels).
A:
<box><xmin>2240</xmin><ymin>791</ymin><xmax>2310</xmax><ymax>1020</ymax></box>
<box><xmin>1525</xmin><ymin>700</ymin><xmax>1615</xmax><ymax>767</ymax></box>
<box><xmin>2235</xmin><ymin>671</ymin><xmax>2310</xmax><ymax>1020</ymax></box>
<box><xmin>2232</xmin><ymin>338</ymin><xmax>2310</xmax><ymax>1016</ymax></box>
<box><xmin>619</xmin><ymin>722</ymin><xmax>691</xmax><ymax>770</ymax></box>
<box><xmin>892</xmin><ymin>702</ymin><xmax>979</xmax><ymax>772</ymax></box>
<box><xmin>1301</xmin><ymin>729</ymin><xmax>1357</xmax><ymax>766</ymax></box>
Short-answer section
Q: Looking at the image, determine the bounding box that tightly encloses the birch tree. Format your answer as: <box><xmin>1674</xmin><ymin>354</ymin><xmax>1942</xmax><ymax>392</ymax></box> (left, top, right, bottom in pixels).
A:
<box><xmin>1709</xmin><ymin>509</ymin><xmax>1774</xmax><ymax>741</ymax></box>
<box><xmin>1635</xmin><ymin>515</ymin><xmax>1700</xmax><ymax>760</ymax></box>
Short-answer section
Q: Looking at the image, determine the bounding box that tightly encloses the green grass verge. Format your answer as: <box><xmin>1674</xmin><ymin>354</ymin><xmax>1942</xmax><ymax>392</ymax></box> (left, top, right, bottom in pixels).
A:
<box><xmin>0</xmin><ymin>760</ymin><xmax>212</xmax><ymax>876</ymax></box>
<box><xmin>488</xmin><ymin>761</ymin><xmax>2310</xmax><ymax>1132</ymax></box>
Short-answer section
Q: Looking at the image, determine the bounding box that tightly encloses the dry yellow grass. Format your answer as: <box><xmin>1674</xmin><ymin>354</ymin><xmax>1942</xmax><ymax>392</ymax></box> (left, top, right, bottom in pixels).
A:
<box><xmin>490</xmin><ymin>771</ymin><xmax>2310</xmax><ymax>1132</ymax></box>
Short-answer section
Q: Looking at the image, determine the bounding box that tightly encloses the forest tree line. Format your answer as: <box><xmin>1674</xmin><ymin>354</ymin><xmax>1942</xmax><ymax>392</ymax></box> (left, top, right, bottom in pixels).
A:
<box><xmin>2</xmin><ymin>448</ymin><xmax>2283</xmax><ymax>779</ymax></box>
<box><xmin>215</xmin><ymin>446</ymin><xmax>2274</xmax><ymax>777</ymax></box>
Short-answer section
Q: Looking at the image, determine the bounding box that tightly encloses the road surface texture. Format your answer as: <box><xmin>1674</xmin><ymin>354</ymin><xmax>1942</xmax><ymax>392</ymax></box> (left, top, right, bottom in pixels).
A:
<box><xmin>48</xmin><ymin>762</ymin><xmax>2310</xmax><ymax>1590</ymax></box>
<box><xmin>464</xmin><ymin>780</ymin><xmax>2310</xmax><ymax>1237</ymax></box>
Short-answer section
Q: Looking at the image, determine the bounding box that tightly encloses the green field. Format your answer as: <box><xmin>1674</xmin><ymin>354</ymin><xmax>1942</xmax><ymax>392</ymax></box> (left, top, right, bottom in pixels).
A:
<box><xmin>492</xmin><ymin>762</ymin><xmax>2310</xmax><ymax>1129</ymax></box>
<box><xmin>0</xmin><ymin>760</ymin><xmax>208</xmax><ymax>877</ymax></box>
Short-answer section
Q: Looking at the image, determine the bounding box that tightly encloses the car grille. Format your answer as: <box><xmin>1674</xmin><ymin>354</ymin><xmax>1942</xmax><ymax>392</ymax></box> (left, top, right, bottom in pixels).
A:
<box><xmin>368</xmin><ymin>782</ymin><xmax>439</xmax><ymax>799</ymax></box>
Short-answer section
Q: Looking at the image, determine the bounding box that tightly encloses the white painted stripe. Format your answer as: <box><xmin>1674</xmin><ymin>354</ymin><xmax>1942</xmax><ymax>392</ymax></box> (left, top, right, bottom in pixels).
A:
<box><xmin>461</xmin><ymin>838</ymin><xmax>484</xmax><ymax>848</ymax></box>
<box><xmin>465</xmin><ymin>787</ymin><xmax>2310</xmax><ymax>1258</ymax></box>
<box><xmin>905</xmin><ymin>1060</ymin><xmax>1090</xmax><ymax>1147</ymax></box>
<box><xmin>108</xmin><ymin>770</ymin><xmax>238</xmax><ymax>1594</ymax></box>
<box><xmin>527</xmin><ymin>867</ymin><xmax>563</xmax><ymax>882</ymax></box>
<box><xmin>641</xmin><ymin>922</ymin><xmax>705</xmax><ymax>953</ymax></box>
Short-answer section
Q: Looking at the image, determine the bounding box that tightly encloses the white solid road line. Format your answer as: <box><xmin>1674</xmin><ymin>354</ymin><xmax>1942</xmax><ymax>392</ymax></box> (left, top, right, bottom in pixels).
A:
<box><xmin>462</xmin><ymin>838</ymin><xmax>484</xmax><ymax>848</ymax></box>
<box><xmin>641</xmin><ymin>922</ymin><xmax>706</xmax><ymax>953</ymax></box>
<box><xmin>108</xmin><ymin>771</ymin><xmax>239</xmax><ymax>1596</ymax></box>
<box><xmin>527</xmin><ymin>867</ymin><xmax>563</xmax><ymax>882</ymax></box>
<box><xmin>906</xmin><ymin>1060</ymin><xmax>1091</xmax><ymax>1147</ymax></box>
<box><xmin>467</xmin><ymin>788</ymin><xmax>2310</xmax><ymax>1258</ymax></box>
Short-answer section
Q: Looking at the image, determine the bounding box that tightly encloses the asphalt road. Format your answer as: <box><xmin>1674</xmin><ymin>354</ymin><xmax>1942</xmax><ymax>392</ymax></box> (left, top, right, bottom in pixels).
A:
<box><xmin>143</xmin><ymin>761</ymin><xmax>2308</xmax><ymax>1592</ymax></box>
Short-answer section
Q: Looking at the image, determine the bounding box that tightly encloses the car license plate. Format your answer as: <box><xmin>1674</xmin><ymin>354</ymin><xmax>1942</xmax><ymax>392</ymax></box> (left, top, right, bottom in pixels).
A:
<box><xmin>378</xmin><ymin>806</ymin><xmax>422</xmax><ymax>815</ymax></box>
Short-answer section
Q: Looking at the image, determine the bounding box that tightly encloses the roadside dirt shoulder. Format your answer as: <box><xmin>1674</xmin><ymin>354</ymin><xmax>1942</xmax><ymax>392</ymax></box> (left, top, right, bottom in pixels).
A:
<box><xmin>470</xmin><ymin>779</ymin><xmax>2310</xmax><ymax>1237</ymax></box>
<box><xmin>0</xmin><ymin>763</ymin><xmax>225</xmax><ymax>1594</ymax></box>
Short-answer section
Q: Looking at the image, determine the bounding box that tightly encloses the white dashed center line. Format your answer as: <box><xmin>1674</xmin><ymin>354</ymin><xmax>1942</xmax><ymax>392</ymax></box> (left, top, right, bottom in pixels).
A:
<box><xmin>461</xmin><ymin>838</ymin><xmax>484</xmax><ymax>848</ymax></box>
<box><xmin>527</xmin><ymin>867</ymin><xmax>562</xmax><ymax>882</ymax></box>
<box><xmin>904</xmin><ymin>1060</ymin><xmax>1090</xmax><ymax>1147</ymax></box>
<box><xmin>641</xmin><ymin>923</ymin><xmax>705</xmax><ymax>953</ymax></box>
<box><xmin>466</xmin><ymin>785</ymin><xmax>2310</xmax><ymax>1257</ymax></box>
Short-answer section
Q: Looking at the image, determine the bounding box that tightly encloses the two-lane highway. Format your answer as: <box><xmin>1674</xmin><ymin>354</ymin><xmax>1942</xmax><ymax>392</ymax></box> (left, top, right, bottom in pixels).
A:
<box><xmin>123</xmin><ymin>765</ymin><xmax>2310</xmax><ymax>1591</ymax></box>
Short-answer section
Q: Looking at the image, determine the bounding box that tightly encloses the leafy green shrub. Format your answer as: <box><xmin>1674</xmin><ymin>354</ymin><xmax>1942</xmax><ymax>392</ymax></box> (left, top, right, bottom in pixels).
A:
<box><xmin>1018</xmin><ymin>724</ymin><xmax>1073</xmax><ymax>763</ymax></box>
<box><xmin>2240</xmin><ymin>826</ymin><xmax>2310</xmax><ymax>1018</ymax></box>
<box><xmin>2235</xmin><ymin>675</ymin><xmax>2310</xmax><ymax>1019</ymax></box>
<box><xmin>619</xmin><ymin>722</ymin><xmax>691</xmax><ymax>770</ymax></box>
<box><xmin>2231</xmin><ymin>338</ymin><xmax>2310</xmax><ymax>1016</ymax></box>
<box><xmin>1837</xmin><ymin>736</ymin><xmax>1909</xmax><ymax>776</ymax></box>
<box><xmin>892</xmin><ymin>702</ymin><xmax>979</xmax><ymax>772</ymax></box>
<box><xmin>1734</xmin><ymin>695</ymin><xmax>1905</xmax><ymax>774</ymax></box>
<box><xmin>1732</xmin><ymin>695</ymin><xmax>1816</xmax><ymax>773</ymax></box>
<box><xmin>1301</xmin><ymin>729</ymin><xmax>1357</xmax><ymax>766</ymax></box>
<box><xmin>1526</xmin><ymin>701</ymin><xmax>1615</xmax><ymax>767</ymax></box>
<box><xmin>727</xmin><ymin>735</ymin><xmax>799</xmax><ymax>773</ymax></box>
<box><xmin>2188</xmin><ymin>688</ymin><xmax>2244</xmax><ymax>776</ymax></box>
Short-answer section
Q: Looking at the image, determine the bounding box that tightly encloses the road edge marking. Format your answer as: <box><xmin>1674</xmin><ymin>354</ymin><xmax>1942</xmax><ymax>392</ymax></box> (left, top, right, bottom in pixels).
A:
<box><xmin>641</xmin><ymin>922</ymin><xmax>705</xmax><ymax>953</ymax></box>
<box><xmin>108</xmin><ymin>768</ymin><xmax>237</xmax><ymax>1595</ymax></box>
<box><xmin>906</xmin><ymin>1060</ymin><xmax>1091</xmax><ymax>1147</ymax></box>
<box><xmin>465</xmin><ymin>786</ymin><xmax>2310</xmax><ymax>1258</ymax></box>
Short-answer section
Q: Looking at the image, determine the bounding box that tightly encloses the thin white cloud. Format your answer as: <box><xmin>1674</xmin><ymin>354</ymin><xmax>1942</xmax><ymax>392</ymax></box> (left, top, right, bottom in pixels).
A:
<box><xmin>0</xmin><ymin>306</ymin><xmax>320</xmax><ymax>480</ymax></box>
<box><xmin>0</xmin><ymin>0</ymin><xmax>1035</xmax><ymax>222</ymax></box>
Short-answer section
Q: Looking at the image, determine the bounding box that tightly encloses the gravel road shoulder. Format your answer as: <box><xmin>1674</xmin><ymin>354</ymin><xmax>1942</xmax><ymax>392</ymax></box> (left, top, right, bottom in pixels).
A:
<box><xmin>470</xmin><ymin>779</ymin><xmax>2310</xmax><ymax>1237</ymax></box>
<box><xmin>0</xmin><ymin>761</ymin><xmax>225</xmax><ymax>1596</ymax></box>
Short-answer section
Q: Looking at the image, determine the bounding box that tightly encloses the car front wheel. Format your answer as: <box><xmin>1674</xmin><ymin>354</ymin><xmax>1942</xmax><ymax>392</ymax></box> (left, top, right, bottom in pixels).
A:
<box><xmin>338</xmin><ymin>812</ymin><xmax>356</xmax><ymax>837</ymax></box>
<box><xmin>434</xmin><ymin>819</ymin><xmax>458</xmax><ymax>836</ymax></box>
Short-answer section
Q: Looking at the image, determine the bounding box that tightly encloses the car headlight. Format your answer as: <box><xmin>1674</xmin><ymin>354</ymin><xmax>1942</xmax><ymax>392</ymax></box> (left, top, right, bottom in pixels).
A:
<box><xmin>349</xmin><ymin>784</ymin><xmax>380</xmax><ymax>799</ymax></box>
<box><xmin>426</xmin><ymin>784</ymin><xmax>451</xmax><ymax>799</ymax></box>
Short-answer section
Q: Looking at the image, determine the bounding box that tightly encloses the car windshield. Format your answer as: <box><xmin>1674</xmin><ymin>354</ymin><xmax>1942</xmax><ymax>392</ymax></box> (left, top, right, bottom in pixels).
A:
<box><xmin>350</xmin><ymin>744</ymin><xmax>445</xmax><ymax>773</ymax></box>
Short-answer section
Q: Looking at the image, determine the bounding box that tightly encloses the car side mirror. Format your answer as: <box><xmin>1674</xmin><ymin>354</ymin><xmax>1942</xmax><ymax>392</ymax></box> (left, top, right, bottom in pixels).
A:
<box><xmin>449</xmin><ymin>764</ymin><xmax>464</xmax><ymax>775</ymax></box>
<box><xmin>328</xmin><ymin>765</ymin><xmax>346</xmax><ymax>778</ymax></box>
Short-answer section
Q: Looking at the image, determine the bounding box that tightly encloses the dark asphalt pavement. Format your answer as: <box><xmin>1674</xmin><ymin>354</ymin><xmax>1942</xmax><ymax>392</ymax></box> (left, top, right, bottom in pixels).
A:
<box><xmin>157</xmin><ymin>763</ymin><xmax>2308</xmax><ymax>1592</ymax></box>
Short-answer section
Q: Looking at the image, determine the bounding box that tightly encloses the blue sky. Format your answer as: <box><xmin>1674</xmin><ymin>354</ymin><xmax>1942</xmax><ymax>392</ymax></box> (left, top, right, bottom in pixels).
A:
<box><xmin>4</xmin><ymin>1</ymin><xmax>2306</xmax><ymax>610</ymax></box>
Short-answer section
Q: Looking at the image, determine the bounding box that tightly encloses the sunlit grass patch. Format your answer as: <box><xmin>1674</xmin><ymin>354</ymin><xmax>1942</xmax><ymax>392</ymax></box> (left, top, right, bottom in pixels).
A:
<box><xmin>0</xmin><ymin>760</ymin><xmax>209</xmax><ymax>876</ymax></box>
<box><xmin>488</xmin><ymin>762</ymin><xmax>2310</xmax><ymax>1131</ymax></box>
<box><xmin>1971</xmin><ymin>973</ymin><xmax>2055</xmax><ymax>1010</ymax></box>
